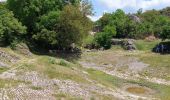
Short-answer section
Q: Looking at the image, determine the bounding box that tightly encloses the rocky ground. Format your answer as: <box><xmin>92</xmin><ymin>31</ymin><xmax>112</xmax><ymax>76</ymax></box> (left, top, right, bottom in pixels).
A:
<box><xmin>0</xmin><ymin>47</ymin><xmax>169</xmax><ymax>100</ymax></box>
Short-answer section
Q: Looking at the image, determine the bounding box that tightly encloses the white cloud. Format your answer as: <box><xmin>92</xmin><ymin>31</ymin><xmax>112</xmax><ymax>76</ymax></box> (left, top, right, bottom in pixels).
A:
<box><xmin>98</xmin><ymin>0</ymin><xmax>170</xmax><ymax>11</ymax></box>
<box><xmin>88</xmin><ymin>15</ymin><xmax>102</xmax><ymax>21</ymax></box>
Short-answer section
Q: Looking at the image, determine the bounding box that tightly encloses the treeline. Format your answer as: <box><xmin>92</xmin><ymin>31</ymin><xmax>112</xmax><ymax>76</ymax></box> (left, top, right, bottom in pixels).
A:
<box><xmin>96</xmin><ymin>8</ymin><xmax>170</xmax><ymax>39</ymax></box>
<box><xmin>90</xmin><ymin>8</ymin><xmax>170</xmax><ymax>49</ymax></box>
<box><xmin>0</xmin><ymin>0</ymin><xmax>93</xmax><ymax>51</ymax></box>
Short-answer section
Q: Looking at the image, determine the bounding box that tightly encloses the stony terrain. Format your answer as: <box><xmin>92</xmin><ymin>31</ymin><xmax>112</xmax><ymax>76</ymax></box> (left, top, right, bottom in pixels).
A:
<box><xmin>0</xmin><ymin>46</ymin><xmax>170</xmax><ymax>100</ymax></box>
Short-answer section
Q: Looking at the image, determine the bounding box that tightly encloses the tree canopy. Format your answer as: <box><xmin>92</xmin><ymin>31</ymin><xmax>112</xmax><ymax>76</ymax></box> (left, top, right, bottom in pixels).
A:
<box><xmin>0</xmin><ymin>4</ymin><xmax>26</xmax><ymax>45</ymax></box>
<box><xmin>6</xmin><ymin>0</ymin><xmax>93</xmax><ymax>50</ymax></box>
<box><xmin>96</xmin><ymin>9</ymin><xmax>170</xmax><ymax>39</ymax></box>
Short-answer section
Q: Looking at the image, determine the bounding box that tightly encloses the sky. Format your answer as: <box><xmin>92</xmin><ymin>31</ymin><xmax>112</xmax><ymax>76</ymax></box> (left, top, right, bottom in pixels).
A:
<box><xmin>89</xmin><ymin>0</ymin><xmax>170</xmax><ymax>21</ymax></box>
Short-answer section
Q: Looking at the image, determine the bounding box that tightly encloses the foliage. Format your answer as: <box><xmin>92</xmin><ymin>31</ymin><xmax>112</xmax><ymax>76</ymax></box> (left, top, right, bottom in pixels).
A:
<box><xmin>7</xmin><ymin>0</ymin><xmax>93</xmax><ymax>50</ymax></box>
<box><xmin>160</xmin><ymin>25</ymin><xmax>170</xmax><ymax>40</ymax></box>
<box><xmin>56</xmin><ymin>5</ymin><xmax>92</xmax><ymax>48</ymax></box>
<box><xmin>0</xmin><ymin>6</ymin><xmax>26</xmax><ymax>45</ymax></box>
<box><xmin>96</xmin><ymin>9</ymin><xmax>170</xmax><ymax>40</ymax></box>
<box><xmin>94</xmin><ymin>31</ymin><xmax>116</xmax><ymax>49</ymax></box>
<box><xmin>7</xmin><ymin>0</ymin><xmax>80</xmax><ymax>31</ymax></box>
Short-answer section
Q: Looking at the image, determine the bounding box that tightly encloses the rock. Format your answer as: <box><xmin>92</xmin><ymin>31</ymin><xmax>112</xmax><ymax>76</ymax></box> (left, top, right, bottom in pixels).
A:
<box><xmin>0</xmin><ymin>62</ymin><xmax>8</xmax><ymax>67</ymax></box>
<box><xmin>14</xmin><ymin>43</ymin><xmax>32</xmax><ymax>56</ymax></box>
<box><xmin>128</xmin><ymin>14</ymin><xmax>141</xmax><ymax>23</ymax></box>
<box><xmin>111</xmin><ymin>39</ymin><xmax>122</xmax><ymax>45</ymax></box>
<box><xmin>0</xmin><ymin>50</ymin><xmax>20</xmax><ymax>63</ymax></box>
<box><xmin>145</xmin><ymin>35</ymin><xmax>157</xmax><ymax>42</ymax></box>
<box><xmin>122</xmin><ymin>39</ymin><xmax>136</xmax><ymax>51</ymax></box>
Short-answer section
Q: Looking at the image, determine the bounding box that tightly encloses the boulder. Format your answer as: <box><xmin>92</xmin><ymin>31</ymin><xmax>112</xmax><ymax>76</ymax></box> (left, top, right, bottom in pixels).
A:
<box><xmin>14</xmin><ymin>43</ymin><xmax>32</xmax><ymax>56</ymax></box>
<box><xmin>128</xmin><ymin>14</ymin><xmax>141</xmax><ymax>23</ymax></box>
<box><xmin>122</xmin><ymin>39</ymin><xmax>136</xmax><ymax>51</ymax></box>
<box><xmin>111</xmin><ymin>39</ymin><xmax>123</xmax><ymax>45</ymax></box>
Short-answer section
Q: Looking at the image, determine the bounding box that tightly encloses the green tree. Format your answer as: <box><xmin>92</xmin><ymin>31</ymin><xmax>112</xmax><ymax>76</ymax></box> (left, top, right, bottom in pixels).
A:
<box><xmin>160</xmin><ymin>25</ymin><xmax>170</xmax><ymax>40</ymax></box>
<box><xmin>0</xmin><ymin>6</ymin><xmax>26</xmax><ymax>45</ymax></box>
<box><xmin>33</xmin><ymin>5</ymin><xmax>92</xmax><ymax>49</ymax></box>
<box><xmin>56</xmin><ymin>5</ymin><xmax>93</xmax><ymax>49</ymax></box>
<box><xmin>94</xmin><ymin>25</ymin><xmax>116</xmax><ymax>49</ymax></box>
<box><xmin>7</xmin><ymin>0</ymin><xmax>80</xmax><ymax>32</ymax></box>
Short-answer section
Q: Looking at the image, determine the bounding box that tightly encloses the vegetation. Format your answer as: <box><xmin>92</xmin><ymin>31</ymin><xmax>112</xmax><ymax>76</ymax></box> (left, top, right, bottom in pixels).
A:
<box><xmin>0</xmin><ymin>4</ymin><xmax>26</xmax><ymax>45</ymax></box>
<box><xmin>4</xmin><ymin>0</ymin><xmax>93</xmax><ymax>50</ymax></box>
<box><xmin>96</xmin><ymin>9</ymin><xmax>170</xmax><ymax>39</ymax></box>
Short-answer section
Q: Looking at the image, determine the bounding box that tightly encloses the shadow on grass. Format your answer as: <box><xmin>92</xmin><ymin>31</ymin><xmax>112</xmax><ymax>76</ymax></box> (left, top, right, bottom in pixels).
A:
<box><xmin>27</xmin><ymin>42</ymin><xmax>82</xmax><ymax>62</ymax></box>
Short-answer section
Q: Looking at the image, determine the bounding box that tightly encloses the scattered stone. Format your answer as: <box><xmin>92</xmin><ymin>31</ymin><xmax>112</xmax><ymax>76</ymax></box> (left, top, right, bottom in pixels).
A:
<box><xmin>0</xmin><ymin>62</ymin><xmax>8</xmax><ymax>68</ymax></box>
<box><xmin>0</xmin><ymin>50</ymin><xmax>20</xmax><ymax>63</ymax></box>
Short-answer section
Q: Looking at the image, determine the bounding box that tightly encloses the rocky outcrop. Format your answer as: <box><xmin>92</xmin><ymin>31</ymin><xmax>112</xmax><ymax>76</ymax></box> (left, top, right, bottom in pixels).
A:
<box><xmin>128</xmin><ymin>14</ymin><xmax>141</xmax><ymax>23</ymax></box>
<box><xmin>122</xmin><ymin>39</ymin><xmax>136</xmax><ymax>51</ymax></box>
<box><xmin>111</xmin><ymin>39</ymin><xmax>136</xmax><ymax>51</ymax></box>
<box><xmin>14</xmin><ymin>43</ymin><xmax>32</xmax><ymax>56</ymax></box>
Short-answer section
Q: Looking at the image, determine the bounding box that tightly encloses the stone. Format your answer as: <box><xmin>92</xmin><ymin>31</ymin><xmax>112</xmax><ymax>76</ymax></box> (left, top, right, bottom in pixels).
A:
<box><xmin>0</xmin><ymin>50</ymin><xmax>20</xmax><ymax>63</ymax></box>
<box><xmin>14</xmin><ymin>43</ymin><xmax>32</xmax><ymax>56</ymax></box>
<box><xmin>111</xmin><ymin>39</ymin><xmax>122</xmax><ymax>45</ymax></box>
<box><xmin>0</xmin><ymin>62</ymin><xmax>8</xmax><ymax>67</ymax></box>
<box><xmin>122</xmin><ymin>39</ymin><xmax>136</xmax><ymax>51</ymax></box>
<box><xmin>128</xmin><ymin>14</ymin><xmax>141</xmax><ymax>23</ymax></box>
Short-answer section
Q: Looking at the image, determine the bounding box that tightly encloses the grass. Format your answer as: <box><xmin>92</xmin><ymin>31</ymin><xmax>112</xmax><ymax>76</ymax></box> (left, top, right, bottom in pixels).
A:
<box><xmin>86</xmin><ymin>68</ymin><xmax>170</xmax><ymax>100</ymax></box>
<box><xmin>87</xmin><ymin>68</ymin><xmax>125</xmax><ymax>88</ymax></box>
<box><xmin>135</xmin><ymin>40</ymin><xmax>160</xmax><ymax>51</ymax></box>
<box><xmin>31</xmin><ymin>86</ymin><xmax>43</xmax><ymax>90</ymax></box>
<box><xmin>137</xmin><ymin>52</ymin><xmax>170</xmax><ymax>80</ymax></box>
<box><xmin>0</xmin><ymin>79</ymin><xmax>22</xmax><ymax>88</ymax></box>
<box><xmin>53</xmin><ymin>93</ymin><xmax>83</xmax><ymax>100</ymax></box>
<box><xmin>58</xmin><ymin>59</ymin><xmax>69</xmax><ymax>67</ymax></box>
<box><xmin>18</xmin><ymin>56</ymin><xmax>88</xmax><ymax>83</ymax></box>
<box><xmin>0</xmin><ymin>67</ymin><xmax>8</xmax><ymax>74</ymax></box>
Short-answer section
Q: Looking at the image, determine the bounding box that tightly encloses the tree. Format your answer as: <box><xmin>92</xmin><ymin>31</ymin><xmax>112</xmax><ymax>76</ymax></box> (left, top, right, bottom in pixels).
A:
<box><xmin>56</xmin><ymin>5</ymin><xmax>93</xmax><ymax>49</ymax></box>
<box><xmin>160</xmin><ymin>25</ymin><xmax>170</xmax><ymax>40</ymax></box>
<box><xmin>33</xmin><ymin>5</ymin><xmax>93</xmax><ymax>49</ymax></box>
<box><xmin>80</xmin><ymin>0</ymin><xmax>93</xmax><ymax>16</ymax></box>
<box><xmin>7</xmin><ymin>0</ymin><xmax>81</xmax><ymax>32</ymax></box>
<box><xmin>0</xmin><ymin>6</ymin><xmax>26</xmax><ymax>45</ymax></box>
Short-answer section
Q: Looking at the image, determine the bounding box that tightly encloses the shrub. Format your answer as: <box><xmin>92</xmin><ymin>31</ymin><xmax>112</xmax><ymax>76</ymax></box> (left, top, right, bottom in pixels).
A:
<box><xmin>94</xmin><ymin>32</ymin><xmax>114</xmax><ymax>49</ymax></box>
<box><xmin>48</xmin><ymin>57</ymin><xmax>56</xmax><ymax>64</ymax></box>
<box><xmin>59</xmin><ymin>59</ymin><xmax>69</xmax><ymax>67</ymax></box>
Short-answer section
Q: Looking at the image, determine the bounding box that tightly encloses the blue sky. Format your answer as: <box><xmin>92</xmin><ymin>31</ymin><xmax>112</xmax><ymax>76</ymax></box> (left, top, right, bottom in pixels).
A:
<box><xmin>89</xmin><ymin>0</ymin><xmax>170</xmax><ymax>21</ymax></box>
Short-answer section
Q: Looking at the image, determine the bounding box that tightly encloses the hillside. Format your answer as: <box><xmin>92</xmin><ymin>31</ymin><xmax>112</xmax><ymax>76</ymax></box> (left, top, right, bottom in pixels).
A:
<box><xmin>0</xmin><ymin>40</ymin><xmax>170</xmax><ymax>100</ymax></box>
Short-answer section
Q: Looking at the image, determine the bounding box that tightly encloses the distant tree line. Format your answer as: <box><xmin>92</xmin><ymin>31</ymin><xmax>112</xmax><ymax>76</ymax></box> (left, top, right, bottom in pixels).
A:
<box><xmin>90</xmin><ymin>8</ymin><xmax>170</xmax><ymax>49</ymax></box>
<box><xmin>96</xmin><ymin>8</ymin><xmax>170</xmax><ymax>40</ymax></box>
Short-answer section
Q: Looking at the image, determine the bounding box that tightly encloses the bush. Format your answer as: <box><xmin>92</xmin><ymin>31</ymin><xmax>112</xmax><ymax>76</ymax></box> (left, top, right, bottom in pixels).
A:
<box><xmin>59</xmin><ymin>59</ymin><xmax>69</xmax><ymax>67</ymax></box>
<box><xmin>48</xmin><ymin>57</ymin><xmax>56</xmax><ymax>64</ymax></box>
<box><xmin>94</xmin><ymin>32</ymin><xmax>115</xmax><ymax>49</ymax></box>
